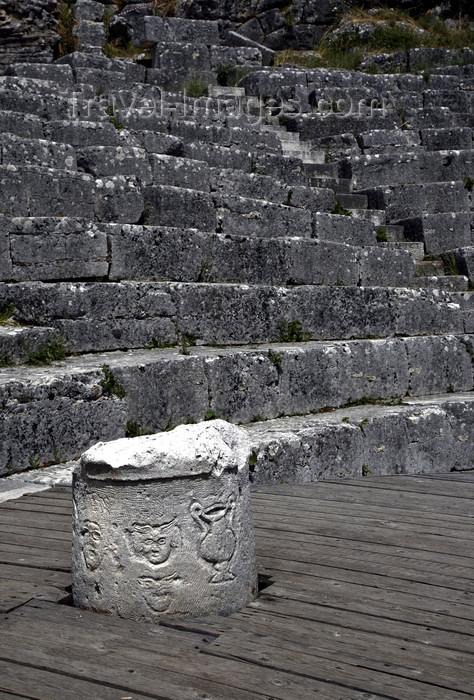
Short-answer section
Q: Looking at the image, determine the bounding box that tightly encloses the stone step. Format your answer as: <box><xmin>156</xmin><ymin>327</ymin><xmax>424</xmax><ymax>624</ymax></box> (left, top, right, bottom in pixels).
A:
<box><xmin>336</xmin><ymin>193</ymin><xmax>368</xmax><ymax>210</ymax></box>
<box><xmin>0</xmin><ymin>325</ymin><xmax>59</xmax><ymax>365</ymax></box>
<box><xmin>0</xmin><ymin>165</ymin><xmax>144</xmax><ymax>223</ymax></box>
<box><xmin>0</xmin><ymin>281</ymin><xmax>470</xmax><ymax>353</ymax></box>
<box><xmin>357</xmin><ymin>129</ymin><xmax>420</xmax><ymax>153</ymax></box>
<box><xmin>357</xmin><ymin>181</ymin><xmax>471</xmax><ymax>221</ymax></box>
<box><xmin>442</xmin><ymin>247</ymin><xmax>474</xmax><ymax>281</ymax></box>
<box><xmin>0</xmin><ymin>133</ymin><xmax>77</xmax><ymax>172</ymax></box>
<box><xmin>210</xmin><ymin>169</ymin><xmax>334</xmax><ymax>212</ymax></box>
<box><xmin>313</xmin><ymin>213</ymin><xmax>376</xmax><ymax>246</ymax></box>
<box><xmin>245</xmin><ymin>393</ymin><xmax>474</xmax><ymax>485</ymax></box>
<box><xmin>420</xmin><ymin>127</ymin><xmax>473</xmax><ymax>152</ymax></box>
<box><xmin>415</xmin><ymin>260</ymin><xmax>445</xmax><ymax>276</ymax></box>
<box><xmin>345</xmin><ymin>150</ymin><xmax>474</xmax><ymax>190</ymax></box>
<box><xmin>399</xmin><ymin>212</ymin><xmax>472</xmax><ymax>256</ymax></box>
<box><xmin>3</xmin><ymin>63</ymin><xmax>75</xmax><ymax>87</ymax></box>
<box><xmin>413</xmin><ymin>276</ymin><xmax>469</xmax><ymax>292</ymax></box>
<box><xmin>77</xmin><ymin>145</ymin><xmax>153</xmax><ymax>183</ymax></box>
<box><xmin>310</xmin><ymin>176</ymin><xmax>352</xmax><ymax>194</ymax></box>
<box><xmin>1</xmin><ymin>336</ymin><xmax>471</xmax><ymax>475</ymax></box>
<box><xmin>0</xmin><ymin>109</ymin><xmax>44</xmax><ymax>140</ymax></box>
<box><xmin>0</xmin><ymin>217</ymin><xmax>415</xmax><ymax>289</ymax></box>
<box><xmin>215</xmin><ymin>193</ymin><xmax>312</xmax><ymax>238</ymax></box>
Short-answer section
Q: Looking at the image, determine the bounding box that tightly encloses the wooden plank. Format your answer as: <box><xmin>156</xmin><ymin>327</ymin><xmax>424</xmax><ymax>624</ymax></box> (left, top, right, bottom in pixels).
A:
<box><xmin>0</xmin><ymin>579</ymin><xmax>68</xmax><ymax>613</ymax></box>
<box><xmin>0</xmin><ymin>533</ymin><xmax>71</xmax><ymax>553</ymax></box>
<box><xmin>331</xmin><ymin>477</ymin><xmax>474</xmax><ymax>499</ymax></box>
<box><xmin>253</xmin><ymin>582</ymin><xmax>474</xmax><ymax>652</ymax></box>
<box><xmin>251</xmin><ymin>492</ymin><xmax>473</xmax><ymax>524</ymax></box>
<box><xmin>0</xmin><ymin>544</ymin><xmax>71</xmax><ymax>571</ymax></box>
<box><xmin>0</xmin><ymin>502</ymin><xmax>72</xmax><ymax>516</ymax></box>
<box><xmin>0</xmin><ymin>523</ymin><xmax>71</xmax><ymax>542</ymax></box>
<box><xmin>0</xmin><ymin>511</ymin><xmax>71</xmax><ymax>528</ymax></box>
<box><xmin>252</xmin><ymin>515</ymin><xmax>474</xmax><ymax>570</ymax></box>
<box><xmin>255</xmin><ymin>536</ymin><xmax>474</xmax><ymax>599</ymax></box>
<box><xmin>204</xmin><ymin>624</ymin><xmax>473</xmax><ymax>700</ymax></box>
<box><xmin>0</xmin><ymin>564</ymin><xmax>70</xmax><ymax>589</ymax></box>
<box><xmin>252</xmin><ymin>483</ymin><xmax>474</xmax><ymax>515</ymax></box>
<box><xmin>0</xmin><ymin>659</ymin><xmax>160</xmax><ymax>700</ymax></box>
<box><xmin>256</xmin><ymin>577</ymin><xmax>474</xmax><ymax>640</ymax></box>
<box><xmin>239</xmin><ymin>599</ymin><xmax>474</xmax><ymax>683</ymax></box>
<box><xmin>256</xmin><ymin>556</ymin><xmax>474</xmax><ymax>620</ymax></box>
<box><xmin>253</xmin><ymin>524</ymin><xmax>474</xmax><ymax>581</ymax></box>
<box><xmin>252</xmin><ymin>501</ymin><xmax>474</xmax><ymax>540</ymax></box>
<box><xmin>0</xmin><ymin>602</ymin><xmax>371</xmax><ymax>700</ymax></box>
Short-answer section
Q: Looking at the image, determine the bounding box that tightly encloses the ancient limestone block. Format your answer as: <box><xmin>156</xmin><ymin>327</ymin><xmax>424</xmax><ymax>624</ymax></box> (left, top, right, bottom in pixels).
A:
<box><xmin>72</xmin><ymin>420</ymin><xmax>258</xmax><ymax>620</ymax></box>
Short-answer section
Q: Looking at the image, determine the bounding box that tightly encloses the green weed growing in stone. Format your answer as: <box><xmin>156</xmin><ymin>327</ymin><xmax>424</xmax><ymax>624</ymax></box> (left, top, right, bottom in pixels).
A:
<box><xmin>56</xmin><ymin>0</ymin><xmax>78</xmax><ymax>58</ymax></box>
<box><xmin>125</xmin><ymin>420</ymin><xmax>148</xmax><ymax>438</ymax></box>
<box><xmin>278</xmin><ymin>320</ymin><xmax>311</xmax><ymax>343</ymax></box>
<box><xmin>362</xmin><ymin>464</ymin><xmax>372</xmax><ymax>477</ymax></box>
<box><xmin>183</xmin><ymin>73</ymin><xmax>208</xmax><ymax>98</ymax></box>
<box><xmin>0</xmin><ymin>303</ymin><xmax>16</xmax><ymax>326</ymax></box>
<box><xmin>204</xmin><ymin>410</ymin><xmax>218</xmax><ymax>421</ymax></box>
<box><xmin>0</xmin><ymin>355</ymin><xmax>13</xmax><ymax>367</ymax></box>
<box><xmin>268</xmin><ymin>349</ymin><xmax>284</xmax><ymax>371</ymax></box>
<box><xmin>100</xmin><ymin>364</ymin><xmax>126</xmax><ymax>398</ymax></box>
<box><xmin>27</xmin><ymin>339</ymin><xmax>68</xmax><ymax>366</ymax></box>
<box><xmin>446</xmin><ymin>384</ymin><xmax>455</xmax><ymax>393</ymax></box>
<box><xmin>249</xmin><ymin>450</ymin><xmax>258</xmax><ymax>469</ymax></box>
<box><xmin>376</xmin><ymin>227</ymin><xmax>389</xmax><ymax>243</ymax></box>
<box><xmin>145</xmin><ymin>338</ymin><xmax>174</xmax><ymax>349</ymax></box>
<box><xmin>332</xmin><ymin>200</ymin><xmax>352</xmax><ymax>216</ymax></box>
<box><xmin>462</xmin><ymin>176</ymin><xmax>474</xmax><ymax>192</ymax></box>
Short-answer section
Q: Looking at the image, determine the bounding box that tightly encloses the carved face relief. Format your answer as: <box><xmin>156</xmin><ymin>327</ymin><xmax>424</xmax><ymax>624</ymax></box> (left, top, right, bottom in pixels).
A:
<box><xmin>138</xmin><ymin>574</ymin><xmax>180</xmax><ymax>614</ymax></box>
<box><xmin>127</xmin><ymin>520</ymin><xmax>181</xmax><ymax>566</ymax></box>
<box><xmin>80</xmin><ymin>520</ymin><xmax>103</xmax><ymax>571</ymax></box>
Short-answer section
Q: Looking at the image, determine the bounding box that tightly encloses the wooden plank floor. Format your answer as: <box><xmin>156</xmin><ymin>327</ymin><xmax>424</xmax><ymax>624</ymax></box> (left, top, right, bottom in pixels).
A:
<box><xmin>0</xmin><ymin>473</ymin><xmax>473</xmax><ymax>699</ymax></box>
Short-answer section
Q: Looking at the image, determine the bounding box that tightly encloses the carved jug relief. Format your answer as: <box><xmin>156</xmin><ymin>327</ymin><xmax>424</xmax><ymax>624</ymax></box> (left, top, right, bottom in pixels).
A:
<box><xmin>190</xmin><ymin>492</ymin><xmax>237</xmax><ymax>583</ymax></box>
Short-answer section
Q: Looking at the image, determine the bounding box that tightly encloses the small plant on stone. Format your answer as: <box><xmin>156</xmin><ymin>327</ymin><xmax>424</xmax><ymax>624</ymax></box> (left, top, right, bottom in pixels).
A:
<box><xmin>179</xmin><ymin>333</ymin><xmax>196</xmax><ymax>355</ymax></box>
<box><xmin>0</xmin><ymin>355</ymin><xmax>13</xmax><ymax>367</ymax></box>
<box><xmin>283</xmin><ymin>190</ymin><xmax>294</xmax><ymax>207</ymax></box>
<box><xmin>56</xmin><ymin>0</ymin><xmax>78</xmax><ymax>58</ymax></box>
<box><xmin>28</xmin><ymin>455</ymin><xmax>42</xmax><ymax>470</ymax></box>
<box><xmin>376</xmin><ymin>227</ymin><xmax>389</xmax><ymax>243</ymax></box>
<box><xmin>125</xmin><ymin>420</ymin><xmax>147</xmax><ymax>438</ymax></box>
<box><xmin>0</xmin><ymin>303</ymin><xmax>17</xmax><ymax>326</ymax></box>
<box><xmin>204</xmin><ymin>409</ymin><xmax>218</xmax><ymax>421</ymax></box>
<box><xmin>332</xmin><ymin>200</ymin><xmax>352</xmax><ymax>216</ymax></box>
<box><xmin>100</xmin><ymin>364</ymin><xmax>126</xmax><ymax>398</ymax></box>
<box><xmin>107</xmin><ymin>107</ymin><xmax>123</xmax><ymax>130</ymax></box>
<box><xmin>362</xmin><ymin>464</ymin><xmax>372</xmax><ymax>477</ymax></box>
<box><xmin>462</xmin><ymin>176</ymin><xmax>474</xmax><ymax>192</ymax></box>
<box><xmin>183</xmin><ymin>73</ymin><xmax>208</xmax><ymax>98</ymax></box>
<box><xmin>217</xmin><ymin>63</ymin><xmax>232</xmax><ymax>86</ymax></box>
<box><xmin>278</xmin><ymin>320</ymin><xmax>311</xmax><ymax>343</ymax></box>
<box><xmin>145</xmin><ymin>338</ymin><xmax>175</xmax><ymax>349</ymax></box>
<box><xmin>27</xmin><ymin>338</ymin><xmax>68</xmax><ymax>366</ymax></box>
<box><xmin>249</xmin><ymin>450</ymin><xmax>258</xmax><ymax>470</ymax></box>
<box><xmin>324</xmin><ymin>148</ymin><xmax>333</xmax><ymax>164</ymax></box>
<box><xmin>446</xmin><ymin>384</ymin><xmax>455</xmax><ymax>393</ymax></box>
<box><xmin>268</xmin><ymin>349</ymin><xmax>284</xmax><ymax>372</ymax></box>
<box><xmin>443</xmin><ymin>252</ymin><xmax>460</xmax><ymax>276</ymax></box>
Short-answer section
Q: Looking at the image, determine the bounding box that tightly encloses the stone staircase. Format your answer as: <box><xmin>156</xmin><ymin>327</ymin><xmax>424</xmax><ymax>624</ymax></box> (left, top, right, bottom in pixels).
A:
<box><xmin>0</xmin><ymin>14</ymin><xmax>473</xmax><ymax>483</ymax></box>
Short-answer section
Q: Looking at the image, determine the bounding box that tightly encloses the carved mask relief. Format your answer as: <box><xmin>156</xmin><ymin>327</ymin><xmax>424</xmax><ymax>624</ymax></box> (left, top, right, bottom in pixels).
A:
<box><xmin>126</xmin><ymin>519</ymin><xmax>181</xmax><ymax>566</ymax></box>
<box><xmin>80</xmin><ymin>520</ymin><xmax>104</xmax><ymax>571</ymax></box>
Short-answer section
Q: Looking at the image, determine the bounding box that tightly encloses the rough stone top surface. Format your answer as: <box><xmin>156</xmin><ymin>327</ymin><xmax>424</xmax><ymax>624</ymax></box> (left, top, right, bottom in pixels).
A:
<box><xmin>79</xmin><ymin>420</ymin><xmax>251</xmax><ymax>481</ymax></box>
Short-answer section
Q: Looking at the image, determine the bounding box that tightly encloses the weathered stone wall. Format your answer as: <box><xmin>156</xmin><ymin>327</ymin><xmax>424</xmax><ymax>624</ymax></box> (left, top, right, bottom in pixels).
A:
<box><xmin>0</xmin><ymin>0</ymin><xmax>60</xmax><ymax>70</ymax></box>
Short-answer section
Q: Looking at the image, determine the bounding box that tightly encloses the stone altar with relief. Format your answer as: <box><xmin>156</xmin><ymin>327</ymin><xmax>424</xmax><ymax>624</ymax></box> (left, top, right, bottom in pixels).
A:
<box><xmin>72</xmin><ymin>420</ymin><xmax>258</xmax><ymax>620</ymax></box>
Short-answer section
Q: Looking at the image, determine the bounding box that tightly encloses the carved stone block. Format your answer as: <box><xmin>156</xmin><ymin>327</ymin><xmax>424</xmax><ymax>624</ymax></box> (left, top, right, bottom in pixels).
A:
<box><xmin>72</xmin><ymin>420</ymin><xmax>258</xmax><ymax>620</ymax></box>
